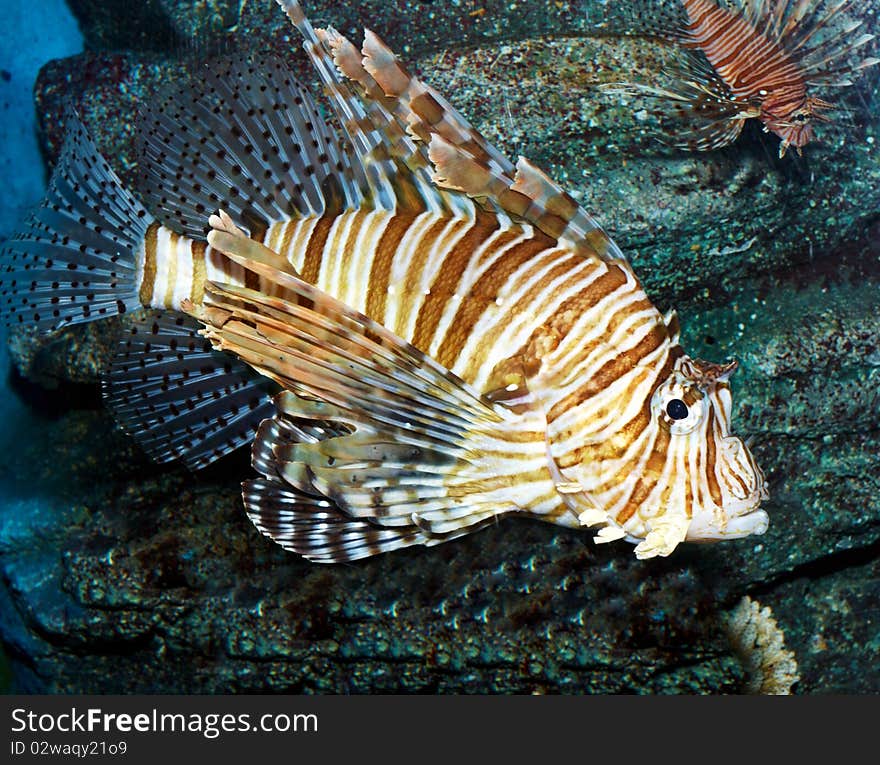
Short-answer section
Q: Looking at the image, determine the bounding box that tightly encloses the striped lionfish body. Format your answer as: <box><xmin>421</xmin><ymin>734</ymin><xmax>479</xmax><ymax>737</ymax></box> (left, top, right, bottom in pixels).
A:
<box><xmin>605</xmin><ymin>0</ymin><xmax>879</xmax><ymax>156</ymax></box>
<box><xmin>0</xmin><ymin>0</ymin><xmax>769</xmax><ymax>562</ymax></box>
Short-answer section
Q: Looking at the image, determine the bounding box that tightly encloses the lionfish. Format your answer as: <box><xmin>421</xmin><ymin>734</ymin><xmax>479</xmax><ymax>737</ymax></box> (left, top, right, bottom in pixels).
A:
<box><xmin>0</xmin><ymin>0</ymin><xmax>769</xmax><ymax>562</ymax></box>
<box><xmin>604</xmin><ymin>0</ymin><xmax>879</xmax><ymax>157</ymax></box>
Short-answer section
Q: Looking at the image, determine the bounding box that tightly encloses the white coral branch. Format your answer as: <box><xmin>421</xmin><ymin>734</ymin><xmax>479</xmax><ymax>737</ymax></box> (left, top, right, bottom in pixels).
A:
<box><xmin>726</xmin><ymin>596</ymin><xmax>800</xmax><ymax>695</ymax></box>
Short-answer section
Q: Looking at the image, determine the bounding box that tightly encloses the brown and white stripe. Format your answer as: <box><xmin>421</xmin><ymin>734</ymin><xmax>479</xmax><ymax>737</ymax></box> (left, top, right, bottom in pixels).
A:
<box><xmin>680</xmin><ymin>0</ymin><xmax>876</xmax><ymax>155</ymax></box>
<box><xmin>0</xmin><ymin>0</ymin><xmax>771</xmax><ymax>562</ymax></box>
<box><xmin>602</xmin><ymin>0</ymin><xmax>877</xmax><ymax>156</ymax></box>
<box><xmin>196</xmin><ymin>188</ymin><xmax>767</xmax><ymax>560</ymax></box>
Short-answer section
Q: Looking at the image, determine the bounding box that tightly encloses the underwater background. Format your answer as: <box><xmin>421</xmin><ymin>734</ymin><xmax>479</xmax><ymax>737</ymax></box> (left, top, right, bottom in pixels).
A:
<box><xmin>0</xmin><ymin>0</ymin><xmax>878</xmax><ymax>694</ymax></box>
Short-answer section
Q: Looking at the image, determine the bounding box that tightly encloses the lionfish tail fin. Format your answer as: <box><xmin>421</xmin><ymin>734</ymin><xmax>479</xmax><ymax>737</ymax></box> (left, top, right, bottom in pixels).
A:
<box><xmin>102</xmin><ymin>309</ymin><xmax>276</xmax><ymax>470</ymax></box>
<box><xmin>192</xmin><ymin>213</ymin><xmax>552</xmax><ymax>562</ymax></box>
<box><xmin>0</xmin><ymin>109</ymin><xmax>150</xmax><ymax>333</ymax></box>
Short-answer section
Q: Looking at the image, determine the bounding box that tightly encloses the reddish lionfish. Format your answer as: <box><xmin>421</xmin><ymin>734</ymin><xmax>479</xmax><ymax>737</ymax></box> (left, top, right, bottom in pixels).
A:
<box><xmin>0</xmin><ymin>0</ymin><xmax>769</xmax><ymax>562</ymax></box>
<box><xmin>603</xmin><ymin>0</ymin><xmax>879</xmax><ymax>157</ymax></box>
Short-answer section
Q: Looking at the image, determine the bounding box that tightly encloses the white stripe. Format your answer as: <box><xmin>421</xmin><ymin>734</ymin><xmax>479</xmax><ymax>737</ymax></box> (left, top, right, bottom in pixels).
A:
<box><xmin>427</xmin><ymin>224</ymin><xmax>532</xmax><ymax>360</ymax></box>
<box><xmin>205</xmin><ymin>247</ymin><xmax>246</xmax><ymax>287</ymax></box>
<box><xmin>150</xmin><ymin>226</ymin><xmax>172</xmax><ymax>308</ymax></box>
<box><xmin>171</xmin><ymin>235</ymin><xmax>194</xmax><ymax>310</ymax></box>
<box><xmin>319</xmin><ymin>211</ymin><xmax>362</xmax><ymax>298</ymax></box>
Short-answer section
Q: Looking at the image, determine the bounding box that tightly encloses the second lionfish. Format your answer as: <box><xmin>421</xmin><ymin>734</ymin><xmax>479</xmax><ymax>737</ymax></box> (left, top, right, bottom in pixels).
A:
<box><xmin>603</xmin><ymin>0</ymin><xmax>879</xmax><ymax>156</ymax></box>
<box><xmin>0</xmin><ymin>0</ymin><xmax>769</xmax><ymax>562</ymax></box>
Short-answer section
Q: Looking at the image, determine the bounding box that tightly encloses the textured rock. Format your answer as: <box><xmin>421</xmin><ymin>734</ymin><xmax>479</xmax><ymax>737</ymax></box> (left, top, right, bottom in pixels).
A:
<box><xmin>65</xmin><ymin>1</ymin><xmax>608</xmax><ymax>56</ymax></box>
<box><xmin>1</xmin><ymin>0</ymin><xmax>879</xmax><ymax>693</ymax></box>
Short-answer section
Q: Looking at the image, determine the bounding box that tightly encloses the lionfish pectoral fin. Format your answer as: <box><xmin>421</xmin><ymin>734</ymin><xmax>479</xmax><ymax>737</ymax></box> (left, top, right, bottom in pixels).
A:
<box><xmin>603</xmin><ymin>43</ymin><xmax>752</xmax><ymax>154</ymax></box>
<box><xmin>102</xmin><ymin>309</ymin><xmax>276</xmax><ymax>470</ymax></box>
<box><xmin>633</xmin><ymin>515</ymin><xmax>690</xmax><ymax>559</ymax></box>
<box><xmin>195</xmin><ymin>226</ymin><xmax>542</xmax><ymax>562</ymax></box>
<box><xmin>668</xmin><ymin>116</ymin><xmax>746</xmax><ymax>153</ymax></box>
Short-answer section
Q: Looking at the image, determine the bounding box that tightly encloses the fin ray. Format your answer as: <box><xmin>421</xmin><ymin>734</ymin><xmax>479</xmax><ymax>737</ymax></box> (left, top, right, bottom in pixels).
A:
<box><xmin>136</xmin><ymin>54</ymin><xmax>364</xmax><ymax>239</ymax></box>
<box><xmin>187</xmin><ymin>214</ymin><xmax>554</xmax><ymax>561</ymax></box>
<box><xmin>103</xmin><ymin>309</ymin><xmax>276</xmax><ymax>470</ymax></box>
<box><xmin>0</xmin><ymin>111</ymin><xmax>149</xmax><ymax>332</ymax></box>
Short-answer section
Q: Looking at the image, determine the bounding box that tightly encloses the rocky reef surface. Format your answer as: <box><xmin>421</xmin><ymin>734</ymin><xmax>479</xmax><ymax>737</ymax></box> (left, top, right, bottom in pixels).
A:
<box><xmin>1</xmin><ymin>0</ymin><xmax>878</xmax><ymax>693</ymax></box>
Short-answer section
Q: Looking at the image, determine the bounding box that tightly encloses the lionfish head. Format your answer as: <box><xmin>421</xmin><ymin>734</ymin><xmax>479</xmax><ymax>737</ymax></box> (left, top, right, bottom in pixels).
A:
<box><xmin>648</xmin><ymin>355</ymin><xmax>769</xmax><ymax>544</ymax></box>
<box><xmin>765</xmin><ymin>96</ymin><xmax>833</xmax><ymax>158</ymax></box>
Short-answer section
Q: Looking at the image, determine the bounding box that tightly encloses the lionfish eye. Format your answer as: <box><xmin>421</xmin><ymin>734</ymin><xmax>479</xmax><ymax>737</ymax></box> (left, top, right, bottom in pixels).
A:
<box><xmin>666</xmin><ymin>399</ymin><xmax>689</xmax><ymax>420</ymax></box>
<box><xmin>792</xmin><ymin>113</ymin><xmax>807</xmax><ymax>123</ymax></box>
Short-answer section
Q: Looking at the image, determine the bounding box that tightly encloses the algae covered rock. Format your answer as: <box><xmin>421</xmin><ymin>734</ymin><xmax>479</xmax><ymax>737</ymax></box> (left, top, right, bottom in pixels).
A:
<box><xmin>1</xmin><ymin>0</ymin><xmax>878</xmax><ymax>694</ymax></box>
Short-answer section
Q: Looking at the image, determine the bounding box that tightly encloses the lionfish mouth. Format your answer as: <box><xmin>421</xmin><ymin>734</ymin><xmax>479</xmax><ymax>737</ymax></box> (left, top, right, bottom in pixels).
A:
<box><xmin>686</xmin><ymin>433</ymin><xmax>769</xmax><ymax>542</ymax></box>
<box><xmin>718</xmin><ymin>454</ymin><xmax>770</xmax><ymax>538</ymax></box>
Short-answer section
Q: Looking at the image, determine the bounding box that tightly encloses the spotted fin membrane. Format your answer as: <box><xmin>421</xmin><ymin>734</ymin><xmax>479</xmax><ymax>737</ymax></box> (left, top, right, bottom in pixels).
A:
<box><xmin>0</xmin><ymin>53</ymin><xmax>370</xmax><ymax>469</ymax></box>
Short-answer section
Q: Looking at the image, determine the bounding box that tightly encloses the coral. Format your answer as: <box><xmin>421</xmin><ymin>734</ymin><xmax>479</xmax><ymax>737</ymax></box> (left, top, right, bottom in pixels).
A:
<box><xmin>727</xmin><ymin>596</ymin><xmax>800</xmax><ymax>695</ymax></box>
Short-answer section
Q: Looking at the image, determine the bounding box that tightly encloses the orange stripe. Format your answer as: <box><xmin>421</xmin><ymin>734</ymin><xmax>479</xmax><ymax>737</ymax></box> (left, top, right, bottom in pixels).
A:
<box><xmin>338</xmin><ymin>210</ymin><xmax>370</xmax><ymax>287</ymax></box>
<box><xmin>547</xmin><ymin>322</ymin><xmax>668</xmax><ymax>424</ymax></box>
<box><xmin>616</xmin><ymin>425</ymin><xmax>671</xmax><ymax>525</ymax></box>
<box><xmin>302</xmin><ymin>216</ymin><xmax>335</xmax><ymax>285</ymax></box>
<box><xmin>395</xmin><ymin>215</ymin><xmax>460</xmax><ymax>332</ymax></box>
<box><xmin>704</xmin><ymin>409</ymin><xmax>723</xmax><ymax>507</ymax></box>
<box><xmin>191</xmin><ymin>240</ymin><xmax>206</xmax><ymax>306</ymax></box>
<box><xmin>139</xmin><ymin>221</ymin><xmax>160</xmax><ymax>306</ymax></box>
<box><xmin>435</xmin><ymin>232</ymin><xmax>555</xmax><ymax>369</ymax></box>
<box><xmin>507</xmin><ymin>262</ymin><xmax>628</xmax><ymax>373</ymax></box>
<box><xmin>411</xmin><ymin>214</ymin><xmax>502</xmax><ymax>350</ymax></box>
<box><xmin>365</xmin><ymin>214</ymin><xmax>418</xmax><ymax>322</ymax></box>
<box><xmin>466</xmin><ymin>251</ymin><xmax>583</xmax><ymax>376</ymax></box>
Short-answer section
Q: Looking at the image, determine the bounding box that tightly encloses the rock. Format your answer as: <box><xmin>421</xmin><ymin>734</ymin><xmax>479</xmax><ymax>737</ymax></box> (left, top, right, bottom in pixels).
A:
<box><xmin>1</xmin><ymin>0</ymin><xmax>878</xmax><ymax>694</ymax></box>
